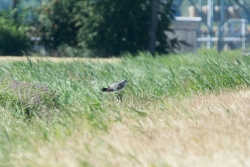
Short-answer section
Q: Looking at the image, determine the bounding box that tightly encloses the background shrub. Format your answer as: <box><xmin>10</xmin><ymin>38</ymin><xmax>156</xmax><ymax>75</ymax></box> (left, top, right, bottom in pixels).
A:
<box><xmin>0</xmin><ymin>75</ymin><xmax>60</xmax><ymax>116</ymax></box>
<box><xmin>0</xmin><ymin>17</ymin><xmax>30</xmax><ymax>56</ymax></box>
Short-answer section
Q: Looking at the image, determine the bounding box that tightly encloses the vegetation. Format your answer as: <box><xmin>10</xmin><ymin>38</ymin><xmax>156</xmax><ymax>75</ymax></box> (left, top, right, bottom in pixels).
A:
<box><xmin>0</xmin><ymin>1</ymin><xmax>249</xmax><ymax>165</ymax></box>
<box><xmin>0</xmin><ymin>50</ymin><xmax>250</xmax><ymax>166</ymax></box>
<box><xmin>2</xmin><ymin>0</ymin><xmax>176</xmax><ymax>57</ymax></box>
<box><xmin>74</xmin><ymin>0</ymin><xmax>175</xmax><ymax>56</ymax></box>
<box><xmin>38</xmin><ymin>0</ymin><xmax>80</xmax><ymax>51</ymax></box>
<box><xmin>0</xmin><ymin>74</ymin><xmax>59</xmax><ymax>116</ymax></box>
<box><xmin>37</xmin><ymin>0</ymin><xmax>177</xmax><ymax>56</ymax></box>
<box><xmin>0</xmin><ymin>14</ymin><xmax>30</xmax><ymax>55</ymax></box>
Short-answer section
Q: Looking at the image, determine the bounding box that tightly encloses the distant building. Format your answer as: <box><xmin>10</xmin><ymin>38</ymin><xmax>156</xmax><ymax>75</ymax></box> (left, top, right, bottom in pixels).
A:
<box><xmin>166</xmin><ymin>17</ymin><xmax>201</xmax><ymax>53</ymax></box>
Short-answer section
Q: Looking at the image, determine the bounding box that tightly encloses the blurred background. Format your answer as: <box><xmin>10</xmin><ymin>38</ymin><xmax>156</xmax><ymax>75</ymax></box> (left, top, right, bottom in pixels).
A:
<box><xmin>0</xmin><ymin>0</ymin><xmax>249</xmax><ymax>57</ymax></box>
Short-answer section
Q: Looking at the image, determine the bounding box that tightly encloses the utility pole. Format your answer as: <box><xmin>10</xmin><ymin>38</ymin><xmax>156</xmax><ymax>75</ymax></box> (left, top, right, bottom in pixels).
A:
<box><xmin>148</xmin><ymin>0</ymin><xmax>160</xmax><ymax>56</ymax></box>
<box><xmin>217</xmin><ymin>0</ymin><xmax>224</xmax><ymax>53</ymax></box>
<box><xmin>207</xmin><ymin>0</ymin><xmax>213</xmax><ymax>49</ymax></box>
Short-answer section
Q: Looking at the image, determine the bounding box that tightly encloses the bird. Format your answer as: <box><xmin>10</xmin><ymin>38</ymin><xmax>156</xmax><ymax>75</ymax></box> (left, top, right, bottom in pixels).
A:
<box><xmin>102</xmin><ymin>79</ymin><xmax>127</xmax><ymax>92</ymax></box>
<box><xmin>102</xmin><ymin>79</ymin><xmax>127</xmax><ymax>101</ymax></box>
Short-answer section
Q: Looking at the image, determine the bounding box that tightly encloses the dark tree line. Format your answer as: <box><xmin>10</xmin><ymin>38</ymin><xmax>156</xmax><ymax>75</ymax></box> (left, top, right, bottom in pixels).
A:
<box><xmin>1</xmin><ymin>0</ymin><xmax>178</xmax><ymax>56</ymax></box>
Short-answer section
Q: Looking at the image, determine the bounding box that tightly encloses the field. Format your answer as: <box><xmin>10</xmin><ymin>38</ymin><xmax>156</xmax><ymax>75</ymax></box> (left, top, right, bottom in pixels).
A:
<box><xmin>0</xmin><ymin>50</ymin><xmax>250</xmax><ymax>167</ymax></box>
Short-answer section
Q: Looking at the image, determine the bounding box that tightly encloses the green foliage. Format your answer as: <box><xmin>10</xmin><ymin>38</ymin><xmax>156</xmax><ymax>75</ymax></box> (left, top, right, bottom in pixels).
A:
<box><xmin>0</xmin><ymin>51</ymin><xmax>250</xmax><ymax>166</ymax></box>
<box><xmin>76</xmin><ymin>0</ymin><xmax>176</xmax><ymax>56</ymax></box>
<box><xmin>49</xmin><ymin>0</ymin><xmax>79</xmax><ymax>48</ymax></box>
<box><xmin>0</xmin><ymin>51</ymin><xmax>248</xmax><ymax>118</ymax></box>
<box><xmin>37</xmin><ymin>0</ymin><xmax>80</xmax><ymax>50</ymax></box>
<box><xmin>38</xmin><ymin>0</ymin><xmax>176</xmax><ymax>56</ymax></box>
<box><xmin>0</xmin><ymin>75</ymin><xmax>59</xmax><ymax>116</ymax></box>
<box><xmin>76</xmin><ymin>0</ymin><xmax>149</xmax><ymax>56</ymax></box>
<box><xmin>0</xmin><ymin>11</ymin><xmax>30</xmax><ymax>55</ymax></box>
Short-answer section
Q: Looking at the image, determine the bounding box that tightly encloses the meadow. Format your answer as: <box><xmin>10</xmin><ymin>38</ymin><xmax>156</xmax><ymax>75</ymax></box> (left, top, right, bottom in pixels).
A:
<box><xmin>0</xmin><ymin>50</ymin><xmax>250</xmax><ymax>167</ymax></box>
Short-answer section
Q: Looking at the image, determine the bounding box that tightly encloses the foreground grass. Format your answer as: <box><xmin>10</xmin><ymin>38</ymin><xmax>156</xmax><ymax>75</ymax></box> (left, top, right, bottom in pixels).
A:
<box><xmin>0</xmin><ymin>50</ymin><xmax>250</xmax><ymax>167</ymax></box>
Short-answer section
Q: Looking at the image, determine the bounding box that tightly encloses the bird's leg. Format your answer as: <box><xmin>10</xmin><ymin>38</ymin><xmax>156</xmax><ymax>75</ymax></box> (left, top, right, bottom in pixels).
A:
<box><xmin>116</xmin><ymin>92</ymin><xmax>123</xmax><ymax>102</ymax></box>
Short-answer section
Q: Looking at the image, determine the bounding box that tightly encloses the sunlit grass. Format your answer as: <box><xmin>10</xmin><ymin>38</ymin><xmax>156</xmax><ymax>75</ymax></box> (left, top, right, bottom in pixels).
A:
<box><xmin>0</xmin><ymin>50</ymin><xmax>250</xmax><ymax>167</ymax></box>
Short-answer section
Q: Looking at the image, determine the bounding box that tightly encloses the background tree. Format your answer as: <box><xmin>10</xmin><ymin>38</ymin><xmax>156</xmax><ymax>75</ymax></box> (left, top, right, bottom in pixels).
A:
<box><xmin>75</xmin><ymin>0</ymin><xmax>150</xmax><ymax>56</ymax></box>
<box><xmin>75</xmin><ymin>0</ymin><xmax>176</xmax><ymax>56</ymax></box>
<box><xmin>39</xmin><ymin>0</ymin><xmax>176</xmax><ymax>57</ymax></box>
<box><xmin>148</xmin><ymin>0</ymin><xmax>160</xmax><ymax>56</ymax></box>
<box><xmin>37</xmin><ymin>0</ymin><xmax>80</xmax><ymax>52</ymax></box>
<box><xmin>0</xmin><ymin>10</ymin><xmax>30</xmax><ymax>55</ymax></box>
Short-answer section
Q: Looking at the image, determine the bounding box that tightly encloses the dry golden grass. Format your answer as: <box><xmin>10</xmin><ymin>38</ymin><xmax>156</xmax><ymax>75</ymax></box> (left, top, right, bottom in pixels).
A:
<box><xmin>10</xmin><ymin>89</ymin><xmax>250</xmax><ymax>167</ymax></box>
<box><xmin>0</xmin><ymin>56</ymin><xmax>120</xmax><ymax>63</ymax></box>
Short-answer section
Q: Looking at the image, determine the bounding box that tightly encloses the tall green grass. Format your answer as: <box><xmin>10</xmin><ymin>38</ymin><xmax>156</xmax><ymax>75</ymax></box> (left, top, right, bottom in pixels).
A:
<box><xmin>0</xmin><ymin>50</ymin><xmax>250</xmax><ymax>166</ymax></box>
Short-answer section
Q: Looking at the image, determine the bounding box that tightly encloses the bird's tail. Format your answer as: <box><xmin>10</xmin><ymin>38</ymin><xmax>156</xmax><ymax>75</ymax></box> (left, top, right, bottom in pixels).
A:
<box><xmin>102</xmin><ymin>88</ymin><xmax>108</xmax><ymax>92</ymax></box>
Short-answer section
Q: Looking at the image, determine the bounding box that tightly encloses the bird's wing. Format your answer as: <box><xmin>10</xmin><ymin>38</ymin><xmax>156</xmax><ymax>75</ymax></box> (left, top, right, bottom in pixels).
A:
<box><xmin>116</xmin><ymin>83</ymin><xmax>124</xmax><ymax>90</ymax></box>
<box><xmin>109</xmin><ymin>83</ymin><xmax>118</xmax><ymax>88</ymax></box>
<box><xmin>106</xmin><ymin>87</ymin><xmax>116</xmax><ymax>92</ymax></box>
